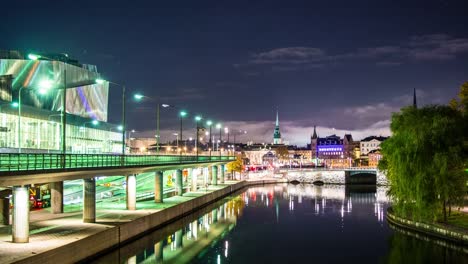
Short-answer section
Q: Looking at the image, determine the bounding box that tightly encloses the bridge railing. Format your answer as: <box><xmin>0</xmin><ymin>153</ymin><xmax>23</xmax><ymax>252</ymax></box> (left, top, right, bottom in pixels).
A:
<box><xmin>0</xmin><ymin>153</ymin><xmax>235</xmax><ymax>172</ymax></box>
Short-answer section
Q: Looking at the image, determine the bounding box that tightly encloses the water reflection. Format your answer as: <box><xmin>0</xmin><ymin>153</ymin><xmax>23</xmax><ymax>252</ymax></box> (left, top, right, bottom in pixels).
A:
<box><xmin>91</xmin><ymin>184</ymin><xmax>467</xmax><ymax>264</ymax></box>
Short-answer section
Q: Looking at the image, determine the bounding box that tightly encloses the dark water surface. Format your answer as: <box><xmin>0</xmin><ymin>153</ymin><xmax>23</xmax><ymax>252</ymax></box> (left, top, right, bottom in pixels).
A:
<box><xmin>92</xmin><ymin>184</ymin><xmax>468</xmax><ymax>264</ymax></box>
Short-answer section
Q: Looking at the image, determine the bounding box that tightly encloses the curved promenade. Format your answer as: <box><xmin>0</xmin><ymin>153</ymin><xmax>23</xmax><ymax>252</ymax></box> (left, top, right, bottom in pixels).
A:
<box><xmin>386</xmin><ymin>207</ymin><xmax>468</xmax><ymax>246</ymax></box>
<box><xmin>0</xmin><ymin>178</ymin><xmax>286</xmax><ymax>264</ymax></box>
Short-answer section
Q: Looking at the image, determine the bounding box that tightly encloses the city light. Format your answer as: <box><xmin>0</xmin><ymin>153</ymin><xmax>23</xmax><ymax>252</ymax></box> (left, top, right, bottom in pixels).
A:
<box><xmin>180</xmin><ymin>111</ymin><xmax>187</xmax><ymax>117</ymax></box>
<box><xmin>27</xmin><ymin>54</ymin><xmax>40</xmax><ymax>60</ymax></box>
<box><xmin>216</xmin><ymin>123</ymin><xmax>221</xmax><ymax>129</ymax></box>
<box><xmin>207</xmin><ymin>120</ymin><xmax>212</xmax><ymax>126</ymax></box>
<box><xmin>134</xmin><ymin>94</ymin><xmax>144</xmax><ymax>100</ymax></box>
<box><xmin>195</xmin><ymin>116</ymin><xmax>202</xmax><ymax>121</ymax></box>
<box><xmin>95</xmin><ymin>78</ymin><xmax>105</xmax><ymax>84</ymax></box>
<box><xmin>117</xmin><ymin>125</ymin><xmax>123</xmax><ymax>131</ymax></box>
<box><xmin>91</xmin><ymin>120</ymin><xmax>99</xmax><ymax>125</ymax></box>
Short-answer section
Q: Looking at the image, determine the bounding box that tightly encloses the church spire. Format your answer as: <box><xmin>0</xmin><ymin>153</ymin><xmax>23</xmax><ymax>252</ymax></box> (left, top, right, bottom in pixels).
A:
<box><xmin>413</xmin><ymin>88</ymin><xmax>417</xmax><ymax>108</ymax></box>
<box><xmin>273</xmin><ymin>108</ymin><xmax>282</xmax><ymax>144</ymax></box>
<box><xmin>275</xmin><ymin>109</ymin><xmax>279</xmax><ymax>126</ymax></box>
<box><xmin>312</xmin><ymin>125</ymin><xmax>317</xmax><ymax>139</ymax></box>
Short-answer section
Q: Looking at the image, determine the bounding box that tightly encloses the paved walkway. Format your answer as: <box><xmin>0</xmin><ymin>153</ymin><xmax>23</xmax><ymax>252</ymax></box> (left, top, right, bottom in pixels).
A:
<box><xmin>0</xmin><ymin>181</ymin><xmax>240</xmax><ymax>264</ymax></box>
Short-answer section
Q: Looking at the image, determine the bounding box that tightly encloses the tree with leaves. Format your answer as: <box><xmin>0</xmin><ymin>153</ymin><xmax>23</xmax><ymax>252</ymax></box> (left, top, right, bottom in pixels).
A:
<box><xmin>275</xmin><ymin>146</ymin><xmax>290</xmax><ymax>161</ymax></box>
<box><xmin>226</xmin><ymin>154</ymin><xmax>244</xmax><ymax>179</ymax></box>
<box><xmin>379</xmin><ymin>103</ymin><xmax>466</xmax><ymax>222</ymax></box>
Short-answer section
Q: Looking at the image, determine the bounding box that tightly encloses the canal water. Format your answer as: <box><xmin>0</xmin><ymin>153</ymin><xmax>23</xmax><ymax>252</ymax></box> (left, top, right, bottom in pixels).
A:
<box><xmin>91</xmin><ymin>184</ymin><xmax>468</xmax><ymax>264</ymax></box>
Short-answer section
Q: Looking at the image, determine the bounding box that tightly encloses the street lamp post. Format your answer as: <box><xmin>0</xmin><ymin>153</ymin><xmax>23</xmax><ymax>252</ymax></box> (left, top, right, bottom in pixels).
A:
<box><xmin>179</xmin><ymin>110</ymin><xmax>187</xmax><ymax>149</ymax></box>
<box><xmin>97</xmin><ymin>79</ymin><xmax>126</xmax><ymax>155</ymax></box>
<box><xmin>195</xmin><ymin>116</ymin><xmax>202</xmax><ymax>159</ymax></box>
<box><xmin>232</xmin><ymin>130</ymin><xmax>247</xmax><ymax>153</ymax></box>
<box><xmin>134</xmin><ymin>94</ymin><xmax>171</xmax><ymax>154</ymax></box>
<box><xmin>206</xmin><ymin>120</ymin><xmax>213</xmax><ymax>150</ymax></box>
<box><xmin>216</xmin><ymin>123</ymin><xmax>221</xmax><ymax>152</ymax></box>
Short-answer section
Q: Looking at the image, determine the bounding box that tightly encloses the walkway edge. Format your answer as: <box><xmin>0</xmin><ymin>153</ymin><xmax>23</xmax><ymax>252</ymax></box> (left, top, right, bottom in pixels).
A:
<box><xmin>386</xmin><ymin>207</ymin><xmax>468</xmax><ymax>246</ymax></box>
<box><xmin>14</xmin><ymin>179</ymin><xmax>285</xmax><ymax>264</ymax></box>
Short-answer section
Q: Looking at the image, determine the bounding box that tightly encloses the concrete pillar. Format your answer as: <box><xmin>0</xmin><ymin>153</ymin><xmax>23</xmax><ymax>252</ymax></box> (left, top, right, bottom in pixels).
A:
<box><xmin>154</xmin><ymin>241</ymin><xmax>163</xmax><ymax>263</ymax></box>
<box><xmin>176</xmin><ymin>169</ymin><xmax>183</xmax><ymax>196</ymax></box>
<box><xmin>12</xmin><ymin>186</ymin><xmax>29</xmax><ymax>243</ymax></box>
<box><xmin>0</xmin><ymin>198</ymin><xmax>9</xmax><ymax>225</ymax></box>
<box><xmin>220</xmin><ymin>164</ymin><xmax>225</xmax><ymax>184</ymax></box>
<box><xmin>155</xmin><ymin>171</ymin><xmax>163</xmax><ymax>203</ymax></box>
<box><xmin>83</xmin><ymin>178</ymin><xmax>96</xmax><ymax>223</ymax></box>
<box><xmin>126</xmin><ymin>174</ymin><xmax>136</xmax><ymax>210</ymax></box>
<box><xmin>50</xmin><ymin>181</ymin><xmax>63</xmax><ymax>214</ymax></box>
<box><xmin>191</xmin><ymin>169</ymin><xmax>198</xmax><ymax>192</ymax></box>
<box><xmin>191</xmin><ymin>220</ymin><xmax>198</xmax><ymax>239</ymax></box>
<box><xmin>175</xmin><ymin>229</ymin><xmax>183</xmax><ymax>248</ymax></box>
<box><xmin>203</xmin><ymin>168</ymin><xmax>209</xmax><ymax>187</ymax></box>
<box><xmin>211</xmin><ymin>165</ymin><xmax>218</xmax><ymax>186</ymax></box>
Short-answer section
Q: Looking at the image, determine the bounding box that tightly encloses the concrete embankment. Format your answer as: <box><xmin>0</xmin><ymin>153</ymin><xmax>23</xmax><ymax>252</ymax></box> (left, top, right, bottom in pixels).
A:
<box><xmin>12</xmin><ymin>179</ymin><xmax>284</xmax><ymax>264</ymax></box>
<box><xmin>386</xmin><ymin>207</ymin><xmax>468</xmax><ymax>246</ymax></box>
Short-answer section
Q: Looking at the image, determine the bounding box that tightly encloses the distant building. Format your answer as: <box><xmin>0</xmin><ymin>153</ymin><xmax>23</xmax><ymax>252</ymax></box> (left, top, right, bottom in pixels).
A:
<box><xmin>310</xmin><ymin>127</ymin><xmax>354</xmax><ymax>160</ymax></box>
<box><xmin>310</xmin><ymin>126</ymin><xmax>355</xmax><ymax>168</ymax></box>
<box><xmin>368</xmin><ymin>149</ymin><xmax>383</xmax><ymax>167</ymax></box>
<box><xmin>360</xmin><ymin>136</ymin><xmax>388</xmax><ymax>155</ymax></box>
<box><xmin>273</xmin><ymin>110</ymin><xmax>282</xmax><ymax>144</ymax></box>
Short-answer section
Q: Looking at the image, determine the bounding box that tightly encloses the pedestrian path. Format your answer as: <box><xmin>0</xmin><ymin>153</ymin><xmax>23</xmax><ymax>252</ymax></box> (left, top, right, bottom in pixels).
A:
<box><xmin>0</xmin><ymin>182</ymin><xmax>237</xmax><ymax>264</ymax></box>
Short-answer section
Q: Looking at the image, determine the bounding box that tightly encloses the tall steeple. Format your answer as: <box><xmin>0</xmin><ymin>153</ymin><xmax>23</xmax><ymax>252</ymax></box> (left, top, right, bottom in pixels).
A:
<box><xmin>275</xmin><ymin>109</ymin><xmax>279</xmax><ymax>126</ymax></box>
<box><xmin>312</xmin><ymin>125</ymin><xmax>317</xmax><ymax>139</ymax></box>
<box><xmin>413</xmin><ymin>88</ymin><xmax>417</xmax><ymax>108</ymax></box>
<box><xmin>273</xmin><ymin>108</ymin><xmax>282</xmax><ymax>144</ymax></box>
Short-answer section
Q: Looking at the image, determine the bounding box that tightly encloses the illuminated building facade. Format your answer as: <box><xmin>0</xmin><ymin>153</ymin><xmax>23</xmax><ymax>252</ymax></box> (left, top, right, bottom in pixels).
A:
<box><xmin>0</xmin><ymin>50</ymin><xmax>122</xmax><ymax>153</ymax></box>
<box><xmin>310</xmin><ymin>126</ymin><xmax>354</xmax><ymax>168</ymax></box>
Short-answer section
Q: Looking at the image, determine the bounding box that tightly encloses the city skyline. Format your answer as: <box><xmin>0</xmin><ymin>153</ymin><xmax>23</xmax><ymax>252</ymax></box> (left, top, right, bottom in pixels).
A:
<box><xmin>1</xmin><ymin>0</ymin><xmax>467</xmax><ymax>145</ymax></box>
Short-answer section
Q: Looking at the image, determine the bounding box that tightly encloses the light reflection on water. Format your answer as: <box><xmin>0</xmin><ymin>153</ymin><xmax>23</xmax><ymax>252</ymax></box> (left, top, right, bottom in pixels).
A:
<box><xmin>91</xmin><ymin>184</ymin><xmax>467</xmax><ymax>264</ymax></box>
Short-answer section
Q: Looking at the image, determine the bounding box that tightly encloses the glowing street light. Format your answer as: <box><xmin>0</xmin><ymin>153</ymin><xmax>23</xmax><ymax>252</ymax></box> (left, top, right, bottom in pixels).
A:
<box><xmin>96</xmin><ymin>79</ymin><xmax>126</xmax><ymax>155</ymax></box>
<box><xmin>179</xmin><ymin>110</ymin><xmax>187</xmax><ymax>148</ymax></box>
<box><xmin>216</xmin><ymin>123</ymin><xmax>222</xmax><ymax>151</ymax></box>
<box><xmin>195</xmin><ymin>115</ymin><xmax>202</xmax><ymax>158</ymax></box>
<box><xmin>27</xmin><ymin>54</ymin><xmax>40</xmax><ymax>60</ymax></box>
<box><xmin>206</xmin><ymin>120</ymin><xmax>213</xmax><ymax>149</ymax></box>
<box><xmin>134</xmin><ymin>93</ymin><xmax>144</xmax><ymax>100</ymax></box>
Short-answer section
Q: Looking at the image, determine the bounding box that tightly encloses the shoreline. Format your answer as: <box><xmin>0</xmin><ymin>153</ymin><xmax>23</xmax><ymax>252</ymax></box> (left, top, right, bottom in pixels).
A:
<box><xmin>386</xmin><ymin>207</ymin><xmax>468</xmax><ymax>246</ymax></box>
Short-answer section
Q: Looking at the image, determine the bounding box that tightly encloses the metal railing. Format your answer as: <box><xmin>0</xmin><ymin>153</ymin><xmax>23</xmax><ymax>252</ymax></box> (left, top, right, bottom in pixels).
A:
<box><xmin>0</xmin><ymin>153</ymin><xmax>235</xmax><ymax>172</ymax></box>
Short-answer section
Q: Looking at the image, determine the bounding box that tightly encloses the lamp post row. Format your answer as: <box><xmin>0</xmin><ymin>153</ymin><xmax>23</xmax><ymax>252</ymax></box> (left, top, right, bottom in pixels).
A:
<box><xmin>20</xmin><ymin>54</ymin><xmax>239</xmax><ymax>156</ymax></box>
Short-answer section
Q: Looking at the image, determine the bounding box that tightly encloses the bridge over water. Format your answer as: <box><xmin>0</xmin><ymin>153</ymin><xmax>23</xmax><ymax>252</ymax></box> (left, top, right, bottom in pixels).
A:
<box><xmin>0</xmin><ymin>153</ymin><xmax>235</xmax><ymax>243</ymax></box>
<box><xmin>281</xmin><ymin>167</ymin><xmax>387</xmax><ymax>185</ymax></box>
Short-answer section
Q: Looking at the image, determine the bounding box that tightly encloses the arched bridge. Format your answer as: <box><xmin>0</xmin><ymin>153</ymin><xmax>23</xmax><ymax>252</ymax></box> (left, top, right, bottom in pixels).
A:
<box><xmin>344</xmin><ymin>167</ymin><xmax>378</xmax><ymax>185</ymax></box>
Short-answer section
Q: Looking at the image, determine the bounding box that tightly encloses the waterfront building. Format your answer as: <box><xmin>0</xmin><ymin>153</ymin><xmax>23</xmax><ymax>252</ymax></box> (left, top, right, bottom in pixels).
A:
<box><xmin>360</xmin><ymin>136</ymin><xmax>388</xmax><ymax>155</ymax></box>
<box><xmin>310</xmin><ymin>126</ymin><xmax>355</xmax><ymax>168</ymax></box>
<box><xmin>368</xmin><ymin>149</ymin><xmax>382</xmax><ymax>167</ymax></box>
<box><xmin>0</xmin><ymin>50</ymin><xmax>122</xmax><ymax>153</ymax></box>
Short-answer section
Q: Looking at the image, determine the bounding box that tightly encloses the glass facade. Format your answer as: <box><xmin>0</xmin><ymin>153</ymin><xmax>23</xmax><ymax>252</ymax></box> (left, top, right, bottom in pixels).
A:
<box><xmin>0</xmin><ymin>109</ymin><xmax>122</xmax><ymax>153</ymax></box>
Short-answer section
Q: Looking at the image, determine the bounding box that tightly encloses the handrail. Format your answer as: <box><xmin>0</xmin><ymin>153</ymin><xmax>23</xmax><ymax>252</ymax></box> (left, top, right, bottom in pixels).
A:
<box><xmin>0</xmin><ymin>153</ymin><xmax>235</xmax><ymax>172</ymax></box>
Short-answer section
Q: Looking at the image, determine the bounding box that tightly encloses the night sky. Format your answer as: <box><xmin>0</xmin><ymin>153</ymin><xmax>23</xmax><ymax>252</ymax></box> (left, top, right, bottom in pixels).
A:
<box><xmin>2</xmin><ymin>0</ymin><xmax>467</xmax><ymax>145</ymax></box>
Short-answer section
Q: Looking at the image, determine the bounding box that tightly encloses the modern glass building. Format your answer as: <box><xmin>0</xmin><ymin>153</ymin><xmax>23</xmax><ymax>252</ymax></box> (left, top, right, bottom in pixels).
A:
<box><xmin>0</xmin><ymin>50</ymin><xmax>123</xmax><ymax>153</ymax></box>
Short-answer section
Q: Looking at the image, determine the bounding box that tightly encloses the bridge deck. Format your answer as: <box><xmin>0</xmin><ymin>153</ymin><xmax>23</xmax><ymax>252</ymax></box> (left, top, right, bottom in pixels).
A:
<box><xmin>0</xmin><ymin>153</ymin><xmax>234</xmax><ymax>174</ymax></box>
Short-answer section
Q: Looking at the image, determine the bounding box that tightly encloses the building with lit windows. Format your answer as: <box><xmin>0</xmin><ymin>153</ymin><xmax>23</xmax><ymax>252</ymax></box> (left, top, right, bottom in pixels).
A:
<box><xmin>0</xmin><ymin>50</ymin><xmax>123</xmax><ymax>153</ymax></box>
<box><xmin>310</xmin><ymin>126</ymin><xmax>355</xmax><ymax>168</ymax></box>
<box><xmin>368</xmin><ymin>149</ymin><xmax>383</xmax><ymax>167</ymax></box>
<box><xmin>360</xmin><ymin>136</ymin><xmax>388</xmax><ymax>155</ymax></box>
